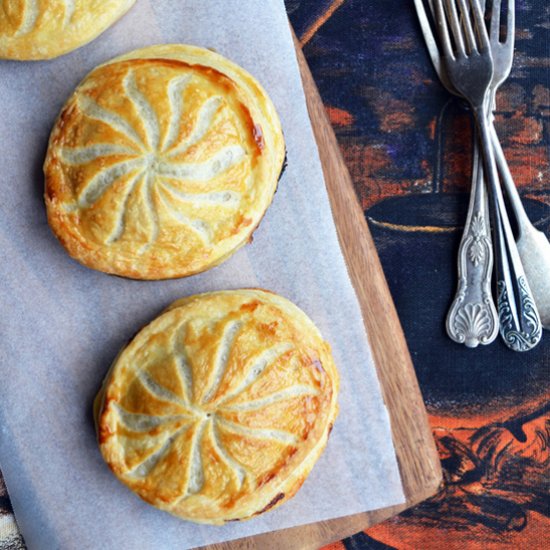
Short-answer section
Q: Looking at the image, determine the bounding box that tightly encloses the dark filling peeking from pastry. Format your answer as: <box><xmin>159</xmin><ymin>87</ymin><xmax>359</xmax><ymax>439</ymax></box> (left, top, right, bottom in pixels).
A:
<box><xmin>228</xmin><ymin>491</ymin><xmax>286</xmax><ymax>522</ymax></box>
<box><xmin>255</xmin><ymin>492</ymin><xmax>286</xmax><ymax>516</ymax></box>
<box><xmin>278</xmin><ymin>147</ymin><xmax>288</xmax><ymax>183</ymax></box>
<box><xmin>246</xmin><ymin>148</ymin><xmax>288</xmax><ymax>245</ymax></box>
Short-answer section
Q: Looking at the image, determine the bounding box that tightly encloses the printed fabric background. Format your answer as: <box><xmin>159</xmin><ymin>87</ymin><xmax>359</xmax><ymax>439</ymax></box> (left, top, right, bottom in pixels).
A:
<box><xmin>0</xmin><ymin>0</ymin><xmax>549</xmax><ymax>549</ymax></box>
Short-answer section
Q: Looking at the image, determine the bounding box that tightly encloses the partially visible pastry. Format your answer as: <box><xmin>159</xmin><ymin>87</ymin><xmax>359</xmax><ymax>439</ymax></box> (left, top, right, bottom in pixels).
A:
<box><xmin>44</xmin><ymin>45</ymin><xmax>285</xmax><ymax>279</ymax></box>
<box><xmin>95</xmin><ymin>289</ymin><xmax>339</xmax><ymax>524</ymax></box>
<box><xmin>0</xmin><ymin>0</ymin><xmax>136</xmax><ymax>60</ymax></box>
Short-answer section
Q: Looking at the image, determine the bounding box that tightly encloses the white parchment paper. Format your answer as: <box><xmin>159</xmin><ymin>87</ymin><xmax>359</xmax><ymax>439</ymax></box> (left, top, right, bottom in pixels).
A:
<box><xmin>0</xmin><ymin>1</ymin><xmax>404</xmax><ymax>548</ymax></box>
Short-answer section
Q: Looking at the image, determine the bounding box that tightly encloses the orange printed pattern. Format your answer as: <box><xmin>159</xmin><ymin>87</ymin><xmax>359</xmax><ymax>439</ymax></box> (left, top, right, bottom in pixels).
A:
<box><xmin>294</xmin><ymin>0</ymin><xmax>550</xmax><ymax>549</ymax></box>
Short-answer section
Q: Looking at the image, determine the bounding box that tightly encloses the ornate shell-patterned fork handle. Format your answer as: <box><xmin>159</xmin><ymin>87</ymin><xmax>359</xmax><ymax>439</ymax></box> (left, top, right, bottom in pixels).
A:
<box><xmin>447</xmin><ymin>144</ymin><xmax>499</xmax><ymax>348</ymax></box>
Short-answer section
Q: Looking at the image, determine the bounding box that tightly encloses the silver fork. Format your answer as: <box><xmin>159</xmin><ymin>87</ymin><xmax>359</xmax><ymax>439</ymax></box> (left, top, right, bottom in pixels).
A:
<box><xmin>433</xmin><ymin>0</ymin><xmax>542</xmax><ymax>351</ymax></box>
<box><xmin>415</xmin><ymin>0</ymin><xmax>550</xmax><ymax>338</ymax></box>
<box><xmin>416</xmin><ymin>0</ymin><xmax>497</xmax><ymax>347</ymax></box>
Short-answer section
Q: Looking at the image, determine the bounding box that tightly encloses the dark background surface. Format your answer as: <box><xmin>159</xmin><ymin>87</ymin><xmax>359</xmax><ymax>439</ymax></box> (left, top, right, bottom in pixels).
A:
<box><xmin>288</xmin><ymin>1</ymin><xmax>549</xmax><ymax>549</ymax></box>
<box><xmin>0</xmin><ymin>1</ymin><xmax>548</xmax><ymax>549</ymax></box>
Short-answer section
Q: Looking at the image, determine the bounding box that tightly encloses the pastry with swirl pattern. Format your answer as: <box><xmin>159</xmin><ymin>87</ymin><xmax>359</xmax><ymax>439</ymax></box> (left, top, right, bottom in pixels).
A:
<box><xmin>44</xmin><ymin>45</ymin><xmax>285</xmax><ymax>279</ymax></box>
<box><xmin>94</xmin><ymin>289</ymin><xmax>339</xmax><ymax>524</ymax></box>
<box><xmin>0</xmin><ymin>0</ymin><xmax>136</xmax><ymax>60</ymax></box>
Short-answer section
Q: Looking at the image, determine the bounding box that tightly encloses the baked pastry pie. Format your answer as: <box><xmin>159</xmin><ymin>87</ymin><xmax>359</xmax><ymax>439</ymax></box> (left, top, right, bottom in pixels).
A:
<box><xmin>95</xmin><ymin>289</ymin><xmax>339</xmax><ymax>524</ymax></box>
<box><xmin>0</xmin><ymin>0</ymin><xmax>136</xmax><ymax>60</ymax></box>
<box><xmin>44</xmin><ymin>45</ymin><xmax>285</xmax><ymax>279</ymax></box>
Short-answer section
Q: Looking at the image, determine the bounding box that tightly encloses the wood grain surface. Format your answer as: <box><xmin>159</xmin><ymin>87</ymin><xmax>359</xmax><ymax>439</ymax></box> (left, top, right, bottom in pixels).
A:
<box><xmin>201</xmin><ymin>30</ymin><xmax>442</xmax><ymax>550</ymax></box>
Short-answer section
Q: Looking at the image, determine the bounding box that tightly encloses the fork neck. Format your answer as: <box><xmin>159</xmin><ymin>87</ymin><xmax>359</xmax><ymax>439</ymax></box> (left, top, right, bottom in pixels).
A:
<box><xmin>473</xmin><ymin>99</ymin><xmax>491</xmax><ymax>122</ymax></box>
<box><xmin>486</xmin><ymin>89</ymin><xmax>498</xmax><ymax>120</ymax></box>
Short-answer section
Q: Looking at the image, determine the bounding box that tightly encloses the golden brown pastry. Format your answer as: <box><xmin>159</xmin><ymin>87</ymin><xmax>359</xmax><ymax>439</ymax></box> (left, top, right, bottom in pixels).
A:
<box><xmin>44</xmin><ymin>45</ymin><xmax>285</xmax><ymax>279</ymax></box>
<box><xmin>95</xmin><ymin>289</ymin><xmax>339</xmax><ymax>524</ymax></box>
<box><xmin>0</xmin><ymin>0</ymin><xmax>136</xmax><ymax>60</ymax></box>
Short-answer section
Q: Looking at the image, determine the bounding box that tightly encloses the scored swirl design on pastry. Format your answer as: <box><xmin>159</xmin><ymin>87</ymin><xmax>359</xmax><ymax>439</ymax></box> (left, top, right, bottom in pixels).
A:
<box><xmin>60</xmin><ymin>69</ymin><xmax>246</xmax><ymax>252</ymax></box>
<box><xmin>96</xmin><ymin>290</ymin><xmax>338</xmax><ymax>523</ymax></box>
<box><xmin>45</xmin><ymin>48</ymin><xmax>285</xmax><ymax>279</ymax></box>
<box><xmin>115</xmin><ymin>321</ymin><xmax>314</xmax><ymax>495</ymax></box>
<box><xmin>11</xmin><ymin>0</ymin><xmax>39</xmax><ymax>36</ymax></box>
<box><xmin>4</xmin><ymin>0</ymin><xmax>106</xmax><ymax>36</ymax></box>
<box><xmin>1</xmin><ymin>0</ymin><xmax>136</xmax><ymax>60</ymax></box>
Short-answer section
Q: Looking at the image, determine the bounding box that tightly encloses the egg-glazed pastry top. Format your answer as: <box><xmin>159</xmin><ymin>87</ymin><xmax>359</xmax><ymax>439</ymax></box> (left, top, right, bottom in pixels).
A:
<box><xmin>44</xmin><ymin>45</ymin><xmax>285</xmax><ymax>279</ymax></box>
<box><xmin>0</xmin><ymin>0</ymin><xmax>136</xmax><ymax>60</ymax></box>
<box><xmin>95</xmin><ymin>289</ymin><xmax>339</xmax><ymax>524</ymax></box>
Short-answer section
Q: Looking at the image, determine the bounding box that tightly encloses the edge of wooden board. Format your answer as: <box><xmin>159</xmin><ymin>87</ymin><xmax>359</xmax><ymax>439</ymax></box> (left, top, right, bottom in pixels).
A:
<box><xmin>203</xmin><ymin>28</ymin><xmax>442</xmax><ymax>550</ymax></box>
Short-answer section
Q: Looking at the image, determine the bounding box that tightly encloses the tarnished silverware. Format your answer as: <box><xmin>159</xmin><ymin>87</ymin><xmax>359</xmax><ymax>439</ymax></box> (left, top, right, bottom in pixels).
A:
<box><xmin>432</xmin><ymin>0</ymin><xmax>542</xmax><ymax>351</ymax></box>
<box><xmin>416</xmin><ymin>0</ymin><xmax>550</xmax><ymax>333</ymax></box>
<box><xmin>416</xmin><ymin>0</ymin><xmax>498</xmax><ymax>347</ymax></box>
<box><xmin>484</xmin><ymin>0</ymin><xmax>550</xmax><ymax>331</ymax></box>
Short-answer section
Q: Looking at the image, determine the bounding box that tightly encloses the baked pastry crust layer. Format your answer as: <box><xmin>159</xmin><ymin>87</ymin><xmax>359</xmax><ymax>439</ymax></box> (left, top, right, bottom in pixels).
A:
<box><xmin>95</xmin><ymin>289</ymin><xmax>339</xmax><ymax>524</ymax></box>
<box><xmin>0</xmin><ymin>0</ymin><xmax>136</xmax><ymax>60</ymax></box>
<box><xmin>44</xmin><ymin>45</ymin><xmax>285</xmax><ymax>279</ymax></box>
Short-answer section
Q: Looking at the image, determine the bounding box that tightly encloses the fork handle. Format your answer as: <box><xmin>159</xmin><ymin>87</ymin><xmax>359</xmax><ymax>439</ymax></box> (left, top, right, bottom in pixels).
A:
<box><xmin>490</xmin><ymin>125</ymin><xmax>533</xmax><ymax>231</ymax></box>
<box><xmin>474</xmin><ymin>106</ymin><xmax>542</xmax><ymax>351</ymax></box>
<box><xmin>446</xmin><ymin>136</ymin><xmax>498</xmax><ymax>347</ymax></box>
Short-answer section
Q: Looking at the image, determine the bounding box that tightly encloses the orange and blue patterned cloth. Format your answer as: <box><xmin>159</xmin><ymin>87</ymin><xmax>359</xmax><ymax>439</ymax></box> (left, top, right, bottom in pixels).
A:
<box><xmin>291</xmin><ymin>1</ymin><xmax>549</xmax><ymax>548</ymax></box>
<box><xmin>1</xmin><ymin>1</ymin><xmax>548</xmax><ymax>548</ymax></box>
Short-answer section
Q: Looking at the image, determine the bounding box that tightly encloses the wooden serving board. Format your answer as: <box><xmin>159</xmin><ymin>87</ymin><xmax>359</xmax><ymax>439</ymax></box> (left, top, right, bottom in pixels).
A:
<box><xmin>203</xmin><ymin>31</ymin><xmax>443</xmax><ymax>550</ymax></box>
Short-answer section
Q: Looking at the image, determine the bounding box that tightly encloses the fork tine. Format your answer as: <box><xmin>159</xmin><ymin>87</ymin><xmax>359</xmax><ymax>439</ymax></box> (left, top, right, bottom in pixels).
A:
<box><xmin>427</xmin><ymin>0</ymin><xmax>435</xmax><ymax>16</ymax></box>
<box><xmin>456</xmin><ymin>0</ymin><xmax>478</xmax><ymax>53</ymax></box>
<box><xmin>433</xmin><ymin>0</ymin><xmax>455</xmax><ymax>59</ymax></box>
<box><xmin>490</xmin><ymin>0</ymin><xmax>502</xmax><ymax>44</ymax></box>
<box><xmin>505</xmin><ymin>0</ymin><xmax>515</xmax><ymax>46</ymax></box>
<box><xmin>446</xmin><ymin>0</ymin><xmax>467</xmax><ymax>56</ymax></box>
<box><xmin>469</xmin><ymin>0</ymin><xmax>491</xmax><ymax>52</ymax></box>
<box><xmin>414</xmin><ymin>0</ymin><xmax>439</xmax><ymax>54</ymax></box>
<box><xmin>414</xmin><ymin>0</ymin><xmax>458</xmax><ymax>93</ymax></box>
<box><xmin>413</xmin><ymin>0</ymin><xmax>444</xmax><ymax>73</ymax></box>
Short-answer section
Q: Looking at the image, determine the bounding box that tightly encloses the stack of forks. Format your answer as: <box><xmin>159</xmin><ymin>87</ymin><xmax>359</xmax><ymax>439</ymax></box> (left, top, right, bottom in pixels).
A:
<box><xmin>414</xmin><ymin>0</ymin><xmax>550</xmax><ymax>351</ymax></box>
